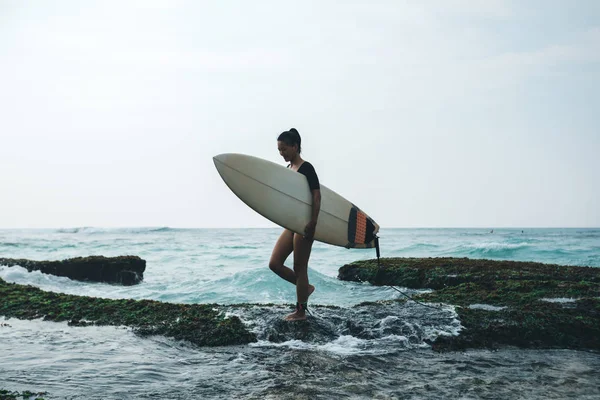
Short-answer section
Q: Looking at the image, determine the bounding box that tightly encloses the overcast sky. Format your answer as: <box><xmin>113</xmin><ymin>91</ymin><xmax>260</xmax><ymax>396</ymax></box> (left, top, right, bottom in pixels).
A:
<box><xmin>1</xmin><ymin>0</ymin><xmax>598</xmax><ymax>229</ymax></box>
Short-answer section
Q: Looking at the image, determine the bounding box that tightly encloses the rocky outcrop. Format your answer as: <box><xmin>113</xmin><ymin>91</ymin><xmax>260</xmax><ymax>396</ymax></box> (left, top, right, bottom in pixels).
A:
<box><xmin>3</xmin><ymin>256</ymin><xmax>598</xmax><ymax>352</ymax></box>
<box><xmin>0</xmin><ymin>389</ymin><xmax>48</xmax><ymax>400</ymax></box>
<box><xmin>339</xmin><ymin>257</ymin><xmax>600</xmax><ymax>351</ymax></box>
<box><xmin>0</xmin><ymin>256</ymin><xmax>145</xmax><ymax>285</ymax></box>
<box><xmin>0</xmin><ymin>278</ymin><xmax>255</xmax><ymax>347</ymax></box>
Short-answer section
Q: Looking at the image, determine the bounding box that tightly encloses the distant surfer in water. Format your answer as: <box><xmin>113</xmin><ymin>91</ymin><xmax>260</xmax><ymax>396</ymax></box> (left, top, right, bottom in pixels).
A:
<box><xmin>269</xmin><ymin>128</ymin><xmax>321</xmax><ymax>321</ymax></box>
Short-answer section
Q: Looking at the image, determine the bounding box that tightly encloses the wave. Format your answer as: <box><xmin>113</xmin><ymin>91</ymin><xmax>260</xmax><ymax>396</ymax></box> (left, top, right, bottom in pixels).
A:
<box><xmin>220</xmin><ymin>245</ymin><xmax>258</xmax><ymax>250</ymax></box>
<box><xmin>575</xmin><ymin>230</ymin><xmax>600</xmax><ymax>239</ymax></box>
<box><xmin>392</xmin><ymin>243</ymin><xmax>441</xmax><ymax>252</ymax></box>
<box><xmin>55</xmin><ymin>227</ymin><xmax>95</xmax><ymax>234</ymax></box>
<box><xmin>54</xmin><ymin>227</ymin><xmax>177</xmax><ymax>234</ymax></box>
<box><xmin>466</xmin><ymin>242</ymin><xmax>532</xmax><ymax>250</ymax></box>
<box><xmin>147</xmin><ymin>227</ymin><xmax>175</xmax><ymax>233</ymax></box>
<box><xmin>449</xmin><ymin>242</ymin><xmax>532</xmax><ymax>258</ymax></box>
<box><xmin>0</xmin><ymin>242</ymin><xmax>22</xmax><ymax>247</ymax></box>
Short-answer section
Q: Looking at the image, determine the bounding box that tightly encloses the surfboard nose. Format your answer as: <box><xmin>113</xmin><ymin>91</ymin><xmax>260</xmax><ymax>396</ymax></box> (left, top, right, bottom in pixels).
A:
<box><xmin>213</xmin><ymin>153</ymin><xmax>227</xmax><ymax>164</ymax></box>
<box><xmin>213</xmin><ymin>153</ymin><xmax>248</xmax><ymax>177</ymax></box>
<box><xmin>213</xmin><ymin>154</ymin><xmax>235</xmax><ymax>170</ymax></box>
<box><xmin>213</xmin><ymin>153</ymin><xmax>253</xmax><ymax>171</ymax></box>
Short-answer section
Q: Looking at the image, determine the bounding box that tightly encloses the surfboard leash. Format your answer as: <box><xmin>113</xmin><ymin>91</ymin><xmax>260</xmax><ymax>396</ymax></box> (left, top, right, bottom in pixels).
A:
<box><xmin>297</xmin><ymin>302</ymin><xmax>311</xmax><ymax>315</ymax></box>
<box><xmin>373</xmin><ymin>236</ymin><xmax>445</xmax><ymax>311</ymax></box>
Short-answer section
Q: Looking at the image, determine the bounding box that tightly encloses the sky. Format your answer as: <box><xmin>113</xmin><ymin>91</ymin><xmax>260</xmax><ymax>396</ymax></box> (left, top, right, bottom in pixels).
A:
<box><xmin>1</xmin><ymin>0</ymin><xmax>599</xmax><ymax>228</ymax></box>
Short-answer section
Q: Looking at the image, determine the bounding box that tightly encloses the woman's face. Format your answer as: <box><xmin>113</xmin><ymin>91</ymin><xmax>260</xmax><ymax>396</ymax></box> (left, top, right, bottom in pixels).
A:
<box><xmin>277</xmin><ymin>140</ymin><xmax>297</xmax><ymax>162</ymax></box>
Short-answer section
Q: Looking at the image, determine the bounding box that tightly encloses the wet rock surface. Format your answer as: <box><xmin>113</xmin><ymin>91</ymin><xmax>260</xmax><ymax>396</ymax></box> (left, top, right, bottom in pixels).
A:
<box><xmin>228</xmin><ymin>301</ymin><xmax>459</xmax><ymax>348</ymax></box>
<box><xmin>0</xmin><ymin>276</ymin><xmax>459</xmax><ymax>351</ymax></box>
<box><xmin>339</xmin><ymin>257</ymin><xmax>600</xmax><ymax>351</ymax></box>
<box><xmin>2</xmin><ymin>257</ymin><xmax>599</xmax><ymax>352</ymax></box>
<box><xmin>0</xmin><ymin>278</ymin><xmax>254</xmax><ymax>347</ymax></box>
<box><xmin>0</xmin><ymin>389</ymin><xmax>48</xmax><ymax>400</ymax></box>
<box><xmin>0</xmin><ymin>256</ymin><xmax>145</xmax><ymax>285</ymax></box>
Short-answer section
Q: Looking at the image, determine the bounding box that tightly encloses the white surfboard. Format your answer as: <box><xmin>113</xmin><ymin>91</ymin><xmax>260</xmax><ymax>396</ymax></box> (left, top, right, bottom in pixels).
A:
<box><xmin>213</xmin><ymin>153</ymin><xmax>379</xmax><ymax>248</ymax></box>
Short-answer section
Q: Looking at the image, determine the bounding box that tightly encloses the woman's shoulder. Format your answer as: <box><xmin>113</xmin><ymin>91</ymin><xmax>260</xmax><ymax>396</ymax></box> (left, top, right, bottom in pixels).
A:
<box><xmin>299</xmin><ymin>161</ymin><xmax>316</xmax><ymax>172</ymax></box>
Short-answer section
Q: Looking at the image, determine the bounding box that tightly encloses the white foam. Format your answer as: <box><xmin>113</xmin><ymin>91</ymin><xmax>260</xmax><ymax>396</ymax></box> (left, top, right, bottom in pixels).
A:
<box><xmin>0</xmin><ymin>265</ymin><xmax>75</xmax><ymax>288</ymax></box>
<box><xmin>224</xmin><ymin>305</ymin><xmax>274</xmax><ymax>328</ymax></box>
<box><xmin>231</xmin><ymin>352</ymin><xmax>247</xmax><ymax>363</ymax></box>
<box><xmin>0</xmin><ymin>316</ymin><xmax>129</xmax><ymax>335</ymax></box>
<box><xmin>423</xmin><ymin>316</ymin><xmax>463</xmax><ymax>341</ymax></box>
<box><xmin>541</xmin><ymin>297</ymin><xmax>578</xmax><ymax>303</ymax></box>
<box><xmin>250</xmin><ymin>339</ymin><xmax>311</xmax><ymax>350</ymax></box>
<box><xmin>378</xmin><ymin>315</ymin><xmax>400</xmax><ymax>325</ymax></box>
<box><xmin>0</xmin><ymin>264</ymin><xmax>153</xmax><ymax>301</ymax></box>
<box><xmin>250</xmin><ymin>334</ymin><xmax>414</xmax><ymax>356</ymax></box>
<box><xmin>317</xmin><ymin>335</ymin><xmax>369</xmax><ymax>355</ymax></box>
<box><xmin>468</xmin><ymin>304</ymin><xmax>507</xmax><ymax>311</ymax></box>
<box><xmin>466</xmin><ymin>242</ymin><xmax>530</xmax><ymax>251</ymax></box>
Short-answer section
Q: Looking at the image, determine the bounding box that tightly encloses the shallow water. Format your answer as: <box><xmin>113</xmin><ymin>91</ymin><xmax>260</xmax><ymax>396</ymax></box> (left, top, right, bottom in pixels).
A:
<box><xmin>1</xmin><ymin>228</ymin><xmax>599</xmax><ymax>398</ymax></box>
<box><xmin>2</xmin><ymin>318</ymin><xmax>599</xmax><ymax>399</ymax></box>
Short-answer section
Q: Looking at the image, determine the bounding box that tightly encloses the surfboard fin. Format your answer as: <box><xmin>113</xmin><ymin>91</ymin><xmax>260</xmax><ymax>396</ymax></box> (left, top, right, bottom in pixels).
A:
<box><xmin>375</xmin><ymin>235</ymin><xmax>381</xmax><ymax>266</ymax></box>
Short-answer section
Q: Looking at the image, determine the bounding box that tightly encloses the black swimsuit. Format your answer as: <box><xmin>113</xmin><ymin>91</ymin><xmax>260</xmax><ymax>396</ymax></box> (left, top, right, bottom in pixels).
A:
<box><xmin>289</xmin><ymin>162</ymin><xmax>320</xmax><ymax>191</ymax></box>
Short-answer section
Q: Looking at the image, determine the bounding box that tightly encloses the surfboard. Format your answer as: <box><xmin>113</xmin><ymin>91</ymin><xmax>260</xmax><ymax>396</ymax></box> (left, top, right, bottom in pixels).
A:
<box><xmin>213</xmin><ymin>153</ymin><xmax>379</xmax><ymax>248</ymax></box>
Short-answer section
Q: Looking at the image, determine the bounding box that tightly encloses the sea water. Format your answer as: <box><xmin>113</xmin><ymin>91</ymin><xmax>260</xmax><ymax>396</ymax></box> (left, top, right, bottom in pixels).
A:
<box><xmin>1</xmin><ymin>228</ymin><xmax>599</xmax><ymax>399</ymax></box>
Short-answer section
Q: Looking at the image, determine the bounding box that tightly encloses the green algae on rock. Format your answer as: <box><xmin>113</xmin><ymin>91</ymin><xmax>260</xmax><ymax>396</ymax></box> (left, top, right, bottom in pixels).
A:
<box><xmin>0</xmin><ymin>389</ymin><xmax>47</xmax><ymax>400</ymax></box>
<box><xmin>339</xmin><ymin>257</ymin><xmax>600</xmax><ymax>290</ymax></box>
<box><xmin>339</xmin><ymin>257</ymin><xmax>600</xmax><ymax>351</ymax></box>
<box><xmin>0</xmin><ymin>278</ymin><xmax>256</xmax><ymax>347</ymax></box>
<box><xmin>431</xmin><ymin>299</ymin><xmax>600</xmax><ymax>351</ymax></box>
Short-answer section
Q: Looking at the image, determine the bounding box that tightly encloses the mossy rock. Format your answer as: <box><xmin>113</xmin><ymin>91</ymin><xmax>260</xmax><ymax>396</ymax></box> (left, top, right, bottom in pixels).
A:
<box><xmin>339</xmin><ymin>257</ymin><xmax>600</xmax><ymax>290</ymax></box>
<box><xmin>339</xmin><ymin>257</ymin><xmax>600</xmax><ymax>351</ymax></box>
<box><xmin>0</xmin><ymin>390</ymin><xmax>47</xmax><ymax>400</ymax></box>
<box><xmin>0</xmin><ymin>278</ymin><xmax>256</xmax><ymax>347</ymax></box>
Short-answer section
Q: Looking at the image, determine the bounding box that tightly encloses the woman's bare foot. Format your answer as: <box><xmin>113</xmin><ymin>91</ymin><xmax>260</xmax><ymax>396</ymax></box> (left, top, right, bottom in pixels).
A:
<box><xmin>284</xmin><ymin>286</ymin><xmax>314</xmax><ymax>321</ymax></box>
<box><xmin>284</xmin><ymin>299</ymin><xmax>310</xmax><ymax>321</ymax></box>
<box><xmin>284</xmin><ymin>309</ymin><xmax>307</xmax><ymax>321</ymax></box>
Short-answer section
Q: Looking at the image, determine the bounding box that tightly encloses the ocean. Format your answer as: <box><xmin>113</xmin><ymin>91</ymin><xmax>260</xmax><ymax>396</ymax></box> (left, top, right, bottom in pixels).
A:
<box><xmin>1</xmin><ymin>228</ymin><xmax>599</xmax><ymax>399</ymax></box>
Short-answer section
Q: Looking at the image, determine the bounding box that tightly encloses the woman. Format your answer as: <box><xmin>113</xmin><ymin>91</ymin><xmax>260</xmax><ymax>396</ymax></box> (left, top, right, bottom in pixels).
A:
<box><xmin>269</xmin><ymin>128</ymin><xmax>321</xmax><ymax>321</ymax></box>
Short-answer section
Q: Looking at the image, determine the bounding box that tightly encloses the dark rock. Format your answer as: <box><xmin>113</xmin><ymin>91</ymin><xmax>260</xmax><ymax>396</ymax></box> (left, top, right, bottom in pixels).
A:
<box><xmin>0</xmin><ymin>256</ymin><xmax>145</xmax><ymax>285</ymax></box>
<box><xmin>338</xmin><ymin>257</ymin><xmax>600</xmax><ymax>289</ymax></box>
<box><xmin>0</xmin><ymin>389</ymin><xmax>48</xmax><ymax>400</ymax></box>
<box><xmin>338</xmin><ymin>257</ymin><xmax>600</xmax><ymax>351</ymax></box>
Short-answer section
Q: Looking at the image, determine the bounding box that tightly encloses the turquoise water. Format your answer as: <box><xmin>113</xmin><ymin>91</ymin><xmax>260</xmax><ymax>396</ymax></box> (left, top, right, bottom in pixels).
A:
<box><xmin>1</xmin><ymin>228</ymin><xmax>599</xmax><ymax>399</ymax></box>
<box><xmin>1</xmin><ymin>228</ymin><xmax>598</xmax><ymax>306</ymax></box>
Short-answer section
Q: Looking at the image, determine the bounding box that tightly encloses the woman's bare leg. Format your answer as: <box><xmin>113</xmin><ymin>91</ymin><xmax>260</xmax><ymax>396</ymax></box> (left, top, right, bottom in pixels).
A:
<box><xmin>269</xmin><ymin>229</ymin><xmax>296</xmax><ymax>284</ymax></box>
<box><xmin>269</xmin><ymin>230</ymin><xmax>316</xmax><ymax>294</ymax></box>
<box><xmin>285</xmin><ymin>233</ymin><xmax>314</xmax><ymax>321</ymax></box>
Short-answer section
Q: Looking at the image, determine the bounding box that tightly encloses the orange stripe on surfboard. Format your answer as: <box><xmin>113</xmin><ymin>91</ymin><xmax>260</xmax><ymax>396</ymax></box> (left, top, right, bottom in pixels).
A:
<box><xmin>354</xmin><ymin>211</ymin><xmax>367</xmax><ymax>244</ymax></box>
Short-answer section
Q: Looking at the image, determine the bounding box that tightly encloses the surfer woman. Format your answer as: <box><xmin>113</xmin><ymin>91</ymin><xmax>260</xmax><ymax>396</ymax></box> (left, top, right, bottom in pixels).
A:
<box><xmin>269</xmin><ymin>128</ymin><xmax>321</xmax><ymax>321</ymax></box>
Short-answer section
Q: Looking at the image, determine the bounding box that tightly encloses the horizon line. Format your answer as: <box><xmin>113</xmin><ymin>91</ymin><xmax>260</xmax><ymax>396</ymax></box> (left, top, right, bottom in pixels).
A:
<box><xmin>1</xmin><ymin>226</ymin><xmax>598</xmax><ymax>230</ymax></box>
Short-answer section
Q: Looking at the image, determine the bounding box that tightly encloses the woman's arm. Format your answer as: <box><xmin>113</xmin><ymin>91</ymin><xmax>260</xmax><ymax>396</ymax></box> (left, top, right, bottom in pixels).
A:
<box><xmin>304</xmin><ymin>189</ymin><xmax>321</xmax><ymax>240</ymax></box>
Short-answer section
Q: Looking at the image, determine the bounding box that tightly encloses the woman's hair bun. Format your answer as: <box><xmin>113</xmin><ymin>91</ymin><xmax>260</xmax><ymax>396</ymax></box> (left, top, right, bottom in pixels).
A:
<box><xmin>277</xmin><ymin>128</ymin><xmax>302</xmax><ymax>154</ymax></box>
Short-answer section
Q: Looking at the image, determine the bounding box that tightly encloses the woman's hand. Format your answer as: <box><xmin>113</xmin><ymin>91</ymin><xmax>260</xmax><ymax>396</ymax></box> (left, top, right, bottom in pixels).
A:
<box><xmin>304</xmin><ymin>220</ymin><xmax>317</xmax><ymax>241</ymax></box>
